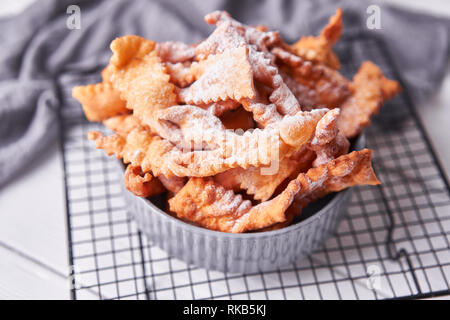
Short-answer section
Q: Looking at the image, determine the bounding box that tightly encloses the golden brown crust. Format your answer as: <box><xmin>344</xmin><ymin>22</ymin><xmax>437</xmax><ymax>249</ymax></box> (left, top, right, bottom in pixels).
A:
<box><xmin>103</xmin><ymin>114</ymin><xmax>143</xmax><ymax>135</ymax></box>
<box><xmin>87</xmin><ymin>127</ymin><xmax>178</xmax><ymax>178</ymax></box>
<box><xmin>337</xmin><ymin>61</ymin><xmax>401</xmax><ymax>138</ymax></box>
<box><xmin>290</xmin><ymin>148</ymin><xmax>380</xmax><ymax>215</ymax></box>
<box><xmin>72</xmin><ymin>82</ymin><xmax>129</xmax><ymax>122</ymax></box>
<box><xmin>165</xmin><ymin>62</ymin><xmax>195</xmax><ymax>88</ymax></box>
<box><xmin>169</xmin><ymin>149</ymin><xmax>379</xmax><ymax>233</ymax></box>
<box><xmin>275</xmin><ymin>50</ymin><xmax>400</xmax><ymax>139</ymax></box>
<box><xmin>155</xmin><ymin>41</ymin><xmax>195</xmax><ymax>63</ymax></box>
<box><xmin>110</xmin><ymin>51</ymin><xmax>177</xmax><ymax>126</ymax></box>
<box><xmin>214</xmin><ymin>157</ymin><xmax>299</xmax><ymax>202</ymax></box>
<box><xmin>124</xmin><ymin>165</ymin><xmax>165</xmax><ymax>197</ymax></box>
<box><xmin>274</xmin><ymin>47</ymin><xmax>351</xmax><ymax>110</ymax></box>
<box><xmin>179</xmin><ymin>47</ymin><xmax>256</xmax><ymax>104</ymax></box>
<box><xmin>309</xmin><ymin>108</ymin><xmax>349</xmax><ymax>167</ymax></box>
<box><xmin>291</xmin><ymin>8</ymin><xmax>342</xmax><ymax>69</ymax></box>
<box><xmin>110</xmin><ymin>35</ymin><xmax>155</xmax><ymax>68</ymax></box>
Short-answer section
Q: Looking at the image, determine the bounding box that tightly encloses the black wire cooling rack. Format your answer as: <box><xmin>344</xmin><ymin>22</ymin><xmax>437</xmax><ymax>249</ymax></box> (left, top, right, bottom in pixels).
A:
<box><xmin>59</xmin><ymin>33</ymin><xmax>450</xmax><ymax>300</ymax></box>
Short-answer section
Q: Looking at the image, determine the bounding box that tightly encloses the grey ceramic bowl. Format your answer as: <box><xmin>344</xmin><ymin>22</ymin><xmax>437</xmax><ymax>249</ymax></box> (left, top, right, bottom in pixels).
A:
<box><xmin>121</xmin><ymin>136</ymin><xmax>365</xmax><ymax>273</ymax></box>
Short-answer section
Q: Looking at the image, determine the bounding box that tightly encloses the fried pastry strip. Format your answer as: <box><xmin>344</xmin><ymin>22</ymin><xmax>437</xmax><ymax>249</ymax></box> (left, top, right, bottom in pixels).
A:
<box><xmin>242</xmin><ymin>47</ymin><xmax>300</xmax><ymax>124</ymax></box>
<box><xmin>309</xmin><ymin>108</ymin><xmax>349</xmax><ymax>167</ymax></box>
<box><xmin>157</xmin><ymin>106</ymin><xmax>328</xmax><ymax>169</ymax></box>
<box><xmin>274</xmin><ymin>47</ymin><xmax>351</xmax><ymax>110</ymax></box>
<box><xmin>88</xmin><ymin>107</ymin><xmax>325</xmax><ymax>178</ymax></box>
<box><xmin>101</xmin><ymin>115</ymin><xmax>187</xmax><ymax>193</ymax></box>
<box><xmin>169</xmin><ymin>149</ymin><xmax>379</xmax><ymax>233</ymax></box>
<box><xmin>124</xmin><ymin>165</ymin><xmax>165</xmax><ymax>197</ymax></box>
<box><xmin>103</xmin><ymin>114</ymin><xmax>143</xmax><ymax>135</ymax></box>
<box><xmin>108</xmin><ymin>36</ymin><xmax>178</xmax><ymax>134</ymax></box>
<box><xmin>110</xmin><ymin>35</ymin><xmax>156</xmax><ymax>68</ymax></box>
<box><xmin>337</xmin><ymin>61</ymin><xmax>401</xmax><ymax>138</ymax></box>
<box><xmin>199</xmin><ymin>10</ymin><xmax>284</xmax><ymax>56</ymax></box>
<box><xmin>252</xmin><ymin>206</ymin><xmax>298</xmax><ymax>232</ymax></box>
<box><xmin>168</xmin><ymin>176</ymin><xmax>297</xmax><ymax>233</ymax></box>
<box><xmin>72</xmin><ymin>82</ymin><xmax>129</xmax><ymax>122</ymax></box>
<box><xmin>289</xmin><ymin>149</ymin><xmax>380</xmax><ymax>216</ymax></box>
<box><xmin>155</xmin><ymin>41</ymin><xmax>195</xmax><ymax>63</ymax></box>
<box><xmin>155</xmin><ymin>105</ymin><xmax>225</xmax><ymax>149</ymax></box>
<box><xmin>213</xmin><ymin>110</ymin><xmax>348</xmax><ymax>202</ymax></box>
<box><xmin>157</xmin><ymin>175</ymin><xmax>186</xmax><ymax>193</ymax></box>
<box><xmin>169</xmin><ymin>177</ymin><xmax>253</xmax><ymax>232</ymax></box>
<box><xmin>179</xmin><ymin>46</ymin><xmax>256</xmax><ymax>104</ymax></box>
<box><xmin>87</xmin><ymin>128</ymin><xmax>178</xmax><ymax>178</ymax></box>
<box><xmin>291</xmin><ymin>8</ymin><xmax>342</xmax><ymax>69</ymax></box>
<box><xmin>214</xmin><ymin>157</ymin><xmax>299</xmax><ymax>201</ymax></box>
<box><xmin>196</xmin><ymin>11</ymin><xmax>300</xmax><ymax>126</ymax></box>
<box><xmin>275</xmin><ymin>48</ymin><xmax>400</xmax><ymax>137</ymax></box>
<box><xmin>206</xmin><ymin>100</ymin><xmax>242</xmax><ymax>117</ymax></box>
<box><xmin>165</xmin><ymin>62</ymin><xmax>195</xmax><ymax>88</ymax></box>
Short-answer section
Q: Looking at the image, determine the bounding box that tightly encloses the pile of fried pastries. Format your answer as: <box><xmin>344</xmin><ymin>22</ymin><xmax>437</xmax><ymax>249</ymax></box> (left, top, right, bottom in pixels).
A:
<box><xmin>73</xmin><ymin>9</ymin><xmax>400</xmax><ymax>233</ymax></box>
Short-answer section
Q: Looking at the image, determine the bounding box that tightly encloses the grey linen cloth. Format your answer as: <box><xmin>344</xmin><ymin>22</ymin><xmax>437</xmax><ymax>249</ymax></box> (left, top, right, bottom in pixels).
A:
<box><xmin>0</xmin><ymin>0</ymin><xmax>449</xmax><ymax>188</ymax></box>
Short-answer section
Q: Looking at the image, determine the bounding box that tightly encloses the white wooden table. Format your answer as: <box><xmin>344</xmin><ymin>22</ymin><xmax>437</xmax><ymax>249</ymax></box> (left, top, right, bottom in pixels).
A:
<box><xmin>0</xmin><ymin>0</ymin><xmax>449</xmax><ymax>300</ymax></box>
